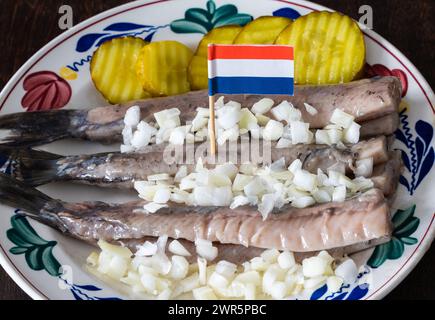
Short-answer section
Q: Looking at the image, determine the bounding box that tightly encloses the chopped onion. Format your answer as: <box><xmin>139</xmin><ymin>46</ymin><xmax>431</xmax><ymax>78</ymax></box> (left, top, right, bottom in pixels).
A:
<box><xmin>288</xmin><ymin>159</ymin><xmax>302</xmax><ymax>174</ymax></box>
<box><xmin>270</xmin><ymin>281</ymin><xmax>288</xmax><ymax>299</ymax></box>
<box><xmin>197</xmin><ymin>257</ymin><xmax>208</xmax><ymax>285</ymax></box>
<box><xmin>262</xmin><ymin>120</ymin><xmax>284</xmax><ymax>141</ymax></box>
<box><xmin>302</xmin><ymin>256</ymin><xmax>328</xmax><ymax>278</ymax></box>
<box><xmin>195</xmin><ymin>239</ymin><xmax>218</xmax><ymax>261</ymax></box>
<box><xmin>327</xmin><ymin>276</ymin><xmax>343</xmax><ymax>293</ymax></box>
<box><xmin>153</xmin><ymin>188</ymin><xmax>171</xmax><ymax>204</ymax></box>
<box><xmin>239</xmin><ymin>108</ymin><xmax>258</xmax><ymax>130</ymax></box>
<box><xmin>143</xmin><ymin>202</ymin><xmax>168</xmax><ymax>213</ymax></box>
<box><xmin>315</xmin><ymin>130</ymin><xmax>331</xmax><ymax>145</ymax></box>
<box><xmin>169</xmin><ymin>255</ymin><xmax>189</xmax><ymax>280</ymax></box>
<box><xmin>332</xmin><ymin>185</ymin><xmax>346</xmax><ymax>202</ymax></box>
<box><xmin>154</xmin><ymin>108</ymin><xmax>181</xmax><ymax>129</ymax></box>
<box><xmin>290</xmin><ymin>121</ymin><xmax>312</xmax><ymax>144</ymax></box>
<box><xmin>249</xmin><ymin>123</ymin><xmax>261</xmax><ymax>139</ymax></box>
<box><xmin>136</xmin><ymin>241</ymin><xmax>158</xmax><ymax>257</ymax></box>
<box><xmin>258</xmin><ymin>193</ymin><xmax>275</xmax><ymax>220</ymax></box>
<box><xmin>120</xmin><ymin>144</ymin><xmax>135</xmax><ymax>154</ymax></box>
<box><xmin>335</xmin><ymin>259</ymin><xmax>358</xmax><ymax>284</ymax></box>
<box><xmin>312</xmin><ymin>189</ymin><xmax>332</xmax><ymax>203</ymax></box>
<box><xmin>276</xmin><ymin>137</ymin><xmax>292</xmax><ymax>148</ymax></box>
<box><xmin>261</xmin><ymin>249</ymin><xmax>280</xmax><ymax>263</ymax></box>
<box><xmin>327</xmin><ymin>128</ymin><xmax>343</xmax><ymax>144</ymax></box>
<box><xmin>233</xmin><ymin>174</ymin><xmax>254</xmax><ymax>192</ymax></box>
<box><xmin>191</xmin><ymin>114</ymin><xmax>209</xmax><ymax>132</ymax></box>
<box><xmin>148</xmin><ymin>173</ymin><xmax>171</xmax><ymax>181</ymax></box>
<box><xmin>330</xmin><ymin>109</ymin><xmax>355</xmax><ymax>129</ymax></box>
<box><xmin>216</xmin><ymin>261</ymin><xmax>237</xmax><ymax>279</ymax></box>
<box><xmin>124</xmin><ymin>106</ymin><xmax>141</xmax><ymax>127</ymax></box>
<box><xmin>304</xmin><ymin>276</ymin><xmax>326</xmax><ymax>289</ymax></box>
<box><xmin>291</xmin><ymin>196</ymin><xmax>315</xmax><ymax>208</ymax></box>
<box><xmin>217</xmin><ymin>105</ymin><xmax>241</xmax><ymax>130</ymax></box>
<box><xmin>208</xmin><ymin>271</ymin><xmax>229</xmax><ymax>289</ymax></box>
<box><xmin>271</xmin><ymin>101</ymin><xmax>291</xmax><ymax>122</ymax></box>
<box><xmin>278</xmin><ymin>251</ymin><xmax>296</xmax><ymax>269</ymax></box>
<box><xmin>244</xmin><ymin>177</ymin><xmax>267</xmax><ymax>197</ymax></box>
<box><xmin>252</xmin><ymin>98</ymin><xmax>274</xmax><ymax>114</ymax></box>
<box><xmin>131</xmin><ymin>126</ymin><xmax>152</xmax><ymax>149</ymax></box>
<box><xmin>140</xmin><ymin>273</ymin><xmax>158</xmax><ymax>294</ymax></box>
<box><xmin>343</xmin><ymin>121</ymin><xmax>361</xmax><ymax>144</ymax></box>
<box><xmin>214</xmin><ymin>163</ymin><xmax>238</xmax><ymax>180</ymax></box>
<box><xmin>168</xmin><ymin>240</ymin><xmax>191</xmax><ymax>257</ymax></box>
<box><xmin>256</xmin><ymin>114</ymin><xmax>271</xmax><ymax>126</ymax></box>
<box><xmin>230</xmin><ymin>195</ymin><xmax>250</xmax><ymax>209</ymax></box>
<box><xmin>293</xmin><ymin>169</ymin><xmax>317</xmax><ymax>192</ymax></box>
<box><xmin>193</xmin><ymin>286</ymin><xmax>217</xmax><ymax>300</ymax></box>
<box><xmin>304</xmin><ymin>102</ymin><xmax>318</xmax><ymax>115</ymax></box>
<box><xmin>217</xmin><ymin>125</ymin><xmax>239</xmax><ymax>145</ymax></box>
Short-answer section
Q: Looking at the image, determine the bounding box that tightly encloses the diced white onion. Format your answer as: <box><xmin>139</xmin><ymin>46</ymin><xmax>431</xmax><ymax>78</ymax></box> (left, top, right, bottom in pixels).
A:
<box><xmin>262</xmin><ymin>120</ymin><xmax>284</xmax><ymax>141</ymax></box>
<box><xmin>334</xmin><ymin>259</ymin><xmax>358</xmax><ymax>284</ymax></box>
<box><xmin>327</xmin><ymin>276</ymin><xmax>343</xmax><ymax>293</ymax></box>
<box><xmin>136</xmin><ymin>241</ymin><xmax>158</xmax><ymax>257</ymax></box>
<box><xmin>293</xmin><ymin>169</ymin><xmax>317</xmax><ymax>192</ymax></box>
<box><xmin>278</xmin><ymin>251</ymin><xmax>296</xmax><ymax>269</ymax></box>
<box><xmin>252</xmin><ymin>98</ymin><xmax>274</xmax><ymax>114</ymax></box>
<box><xmin>302</xmin><ymin>256</ymin><xmax>328</xmax><ymax>278</ymax></box>
<box><xmin>124</xmin><ymin>106</ymin><xmax>141</xmax><ymax>127</ymax></box>
<box><xmin>304</xmin><ymin>103</ymin><xmax>318</xmax><ymax>115</ymax></box>
<box><xmin>143</xmin><ymin>202</ymin><xmax>168</xmax><ymax>214</ymax></box>
<box><xmin>291</xmin><ymin>196</ymin><xmax>315</xmax><ymax>208</ymax></box>
<box><xmin>330</xmin><ymin>109</ymin><xmax>355</xmax><ymax>129</ymax></box>
<box><xmin>169</xmin><ymin>255</ymin><xmax>189</xmax><ymax>280</ymax></box>
<box><xmin>332</xmin><ymin>185</ymin><xmax>346</xmax><ymax>202</ymax></box>
<box><xmin>290</xmin><ymin>121</ymin><xmax>312</xmax><ymax>144</ymax></box>
<box><xmin>168</xmin><ymin>240</ymin><xmax>191</xmax><ymax>257</ymax></box>
<box><xmin>343</xmin><ymin>121</ymin><xmax>361</xmax><ymax>144</ymax></box>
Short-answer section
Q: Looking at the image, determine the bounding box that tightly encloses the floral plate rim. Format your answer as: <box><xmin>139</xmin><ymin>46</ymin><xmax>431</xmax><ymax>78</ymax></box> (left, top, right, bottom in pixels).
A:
<box><xmin>0</xmin><ymin>0</ymin><xmax>434</xmax><ymax>300</ymax></box>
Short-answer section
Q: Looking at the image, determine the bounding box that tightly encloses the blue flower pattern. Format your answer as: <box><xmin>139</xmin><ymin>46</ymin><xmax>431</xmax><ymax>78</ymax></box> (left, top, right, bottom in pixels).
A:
<box><xmin>396</xmin><ymin>110</ymin><xmax>434</xmax><ymax>194</ymax></box>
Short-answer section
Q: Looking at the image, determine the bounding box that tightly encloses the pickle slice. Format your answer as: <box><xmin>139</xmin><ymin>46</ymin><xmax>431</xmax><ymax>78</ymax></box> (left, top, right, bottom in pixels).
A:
<box><xmin>276</xmin><ymin>11</ymin><xmax>366</xmax><ymax>84</ymax></box>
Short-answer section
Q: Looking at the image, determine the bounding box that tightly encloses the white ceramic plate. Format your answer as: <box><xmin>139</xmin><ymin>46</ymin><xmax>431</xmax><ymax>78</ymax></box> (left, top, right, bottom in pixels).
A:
<box><xmin>0</xmin><ymin>0</ymin><xmax>433</xmax><ymax>300</ymax></box>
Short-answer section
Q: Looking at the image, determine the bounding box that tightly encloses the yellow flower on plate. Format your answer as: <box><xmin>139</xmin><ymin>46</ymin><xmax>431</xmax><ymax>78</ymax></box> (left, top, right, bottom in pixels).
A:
<box><xmin>59</xmin><ymin>66</ymin><xmax>77</xmax><ymax>80</ymax></box>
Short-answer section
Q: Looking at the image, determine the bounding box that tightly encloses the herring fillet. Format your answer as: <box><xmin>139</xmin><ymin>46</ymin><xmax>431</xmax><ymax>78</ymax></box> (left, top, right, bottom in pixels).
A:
<box><xmin>4</xmin><ymin>136</ymin><xmax>389</xmax><ymax>188</ymax></box>
<box><xmin>0</xmin><ymin>77</ymin><xmax>402</xmax><ymax>146</ymax></box>
<box><xmin>0</xmin><ymin>173</ymin><xmax>392</xmax><ymax>253</ymax></box>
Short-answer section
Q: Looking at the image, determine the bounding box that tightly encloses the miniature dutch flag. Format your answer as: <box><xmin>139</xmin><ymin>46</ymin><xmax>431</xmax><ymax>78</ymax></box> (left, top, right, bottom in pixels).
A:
<box><xmin>207</xmin><ymin>44</ymin><xmax>294</xmax><ymax>96</ymax></box>
<box><xmin>207</xmin><ymin>44</ymin><xmax>294</xmax><ymax>154</ymax></box>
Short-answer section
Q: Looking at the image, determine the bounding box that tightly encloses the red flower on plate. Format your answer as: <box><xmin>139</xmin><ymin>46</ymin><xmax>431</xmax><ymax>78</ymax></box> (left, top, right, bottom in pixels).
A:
<box><xmin>21</xmin><ymin>71</ymin><xmax>72</xmax><ymax>111</ymax></box>
<box><xmin>366</xmin><ymin>64</ymin><xmax>408</xmax><ymax>97</ymax></box>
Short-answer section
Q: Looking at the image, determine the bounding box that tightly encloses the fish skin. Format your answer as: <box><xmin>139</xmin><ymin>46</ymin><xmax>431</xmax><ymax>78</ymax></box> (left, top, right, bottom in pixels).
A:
<box><xmin>5</xmin><ymin>137</ymin><xmax>389</xmax><ymax>188</ymax></box>
<box><xmin>0</xmin><ymin>173</ymin><xmax>392</xmax><ymax>259</ymax></box>
<box><xmin>48</xmin><ymin>188</ymin><xmax>393</xmax><ymax>252</ymax></box>
<box><xmin>0</xmin><ymin>77</ymin><xmax>401</xmax><ymax>147</ymax></box>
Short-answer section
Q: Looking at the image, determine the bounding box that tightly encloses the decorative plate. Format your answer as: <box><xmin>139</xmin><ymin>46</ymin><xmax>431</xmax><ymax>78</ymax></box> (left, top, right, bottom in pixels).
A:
<box><xmin>0</xmin><ymin>0</ymin><xmax>433</xmax><ymax>300</ymax></box>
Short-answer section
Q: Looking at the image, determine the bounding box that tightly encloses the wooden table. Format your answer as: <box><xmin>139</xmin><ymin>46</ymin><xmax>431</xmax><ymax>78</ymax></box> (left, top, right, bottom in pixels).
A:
<box><xmin>0</xmin><ymin>0</ymin><xmax>433</xmax><ymax>300</ymax></box>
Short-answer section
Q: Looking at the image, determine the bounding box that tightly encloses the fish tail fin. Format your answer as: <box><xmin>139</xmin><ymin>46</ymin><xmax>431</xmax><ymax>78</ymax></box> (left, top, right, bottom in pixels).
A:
<box><xmin>0</xmin><ymin>147</ymin><xmax>62</xmax><ymax>186</ymax></box>
<box><xmin>0</xmin><ymin>110</ymin><xmax>82</xmax><ymax>147</ymax></box>
<box><xmin>0</xmin><ymin>172</ymin><xmax>67</xmax><ymax>230</ymax></box>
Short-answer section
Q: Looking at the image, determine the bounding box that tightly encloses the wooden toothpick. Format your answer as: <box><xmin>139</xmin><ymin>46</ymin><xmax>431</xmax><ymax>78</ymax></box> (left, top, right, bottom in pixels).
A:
<box><xmin>209</xmin><ymin>95</ymin><xmax>217</xmax><ymax>155</ymax></box>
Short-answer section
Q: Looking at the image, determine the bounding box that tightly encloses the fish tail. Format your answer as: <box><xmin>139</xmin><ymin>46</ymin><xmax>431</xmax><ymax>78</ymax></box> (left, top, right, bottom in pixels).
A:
<box><xmin>0</xmin><ymin>172</ymin><xmax>66</xmax><ymax>227</ymax></box>
<box><xmin>0</xmin><ymin>110</ymin><xmax>84</xmax><ymax>147</ymax></box>
<box><xmin>0</xmin><ymin>147</ymin><xmax>62</xmax><ymax>186</ymax></box>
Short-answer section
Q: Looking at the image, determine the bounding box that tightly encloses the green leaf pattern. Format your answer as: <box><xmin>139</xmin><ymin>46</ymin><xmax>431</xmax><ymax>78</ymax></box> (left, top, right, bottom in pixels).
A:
<box><xmin>170</xmin><ymin>0</ymin><xmax>253</xmax><ymax>34</ymax></box>
<box><xmin>7</xmin><ymin>215</ymin><xmax>61</xmax><ymax>276</ymax></box>
<box><xmin>368</xmin><ymin>205</ymin><xmax>419</xmax><ymax>268</ymax></box>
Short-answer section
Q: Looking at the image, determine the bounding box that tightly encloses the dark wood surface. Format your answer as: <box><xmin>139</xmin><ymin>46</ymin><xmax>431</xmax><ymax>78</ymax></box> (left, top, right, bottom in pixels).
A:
<box><xmin>0</xmin><ymin>0</ymin><xmax>433</xmax><ymax>300</ymax></box>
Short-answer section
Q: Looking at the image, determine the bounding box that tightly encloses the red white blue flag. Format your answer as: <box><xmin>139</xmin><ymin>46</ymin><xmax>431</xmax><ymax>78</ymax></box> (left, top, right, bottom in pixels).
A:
<box><xmin>208</xmin><ymin>44</ymin><xmax>294</xmax><ymax>96</ymax></box>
